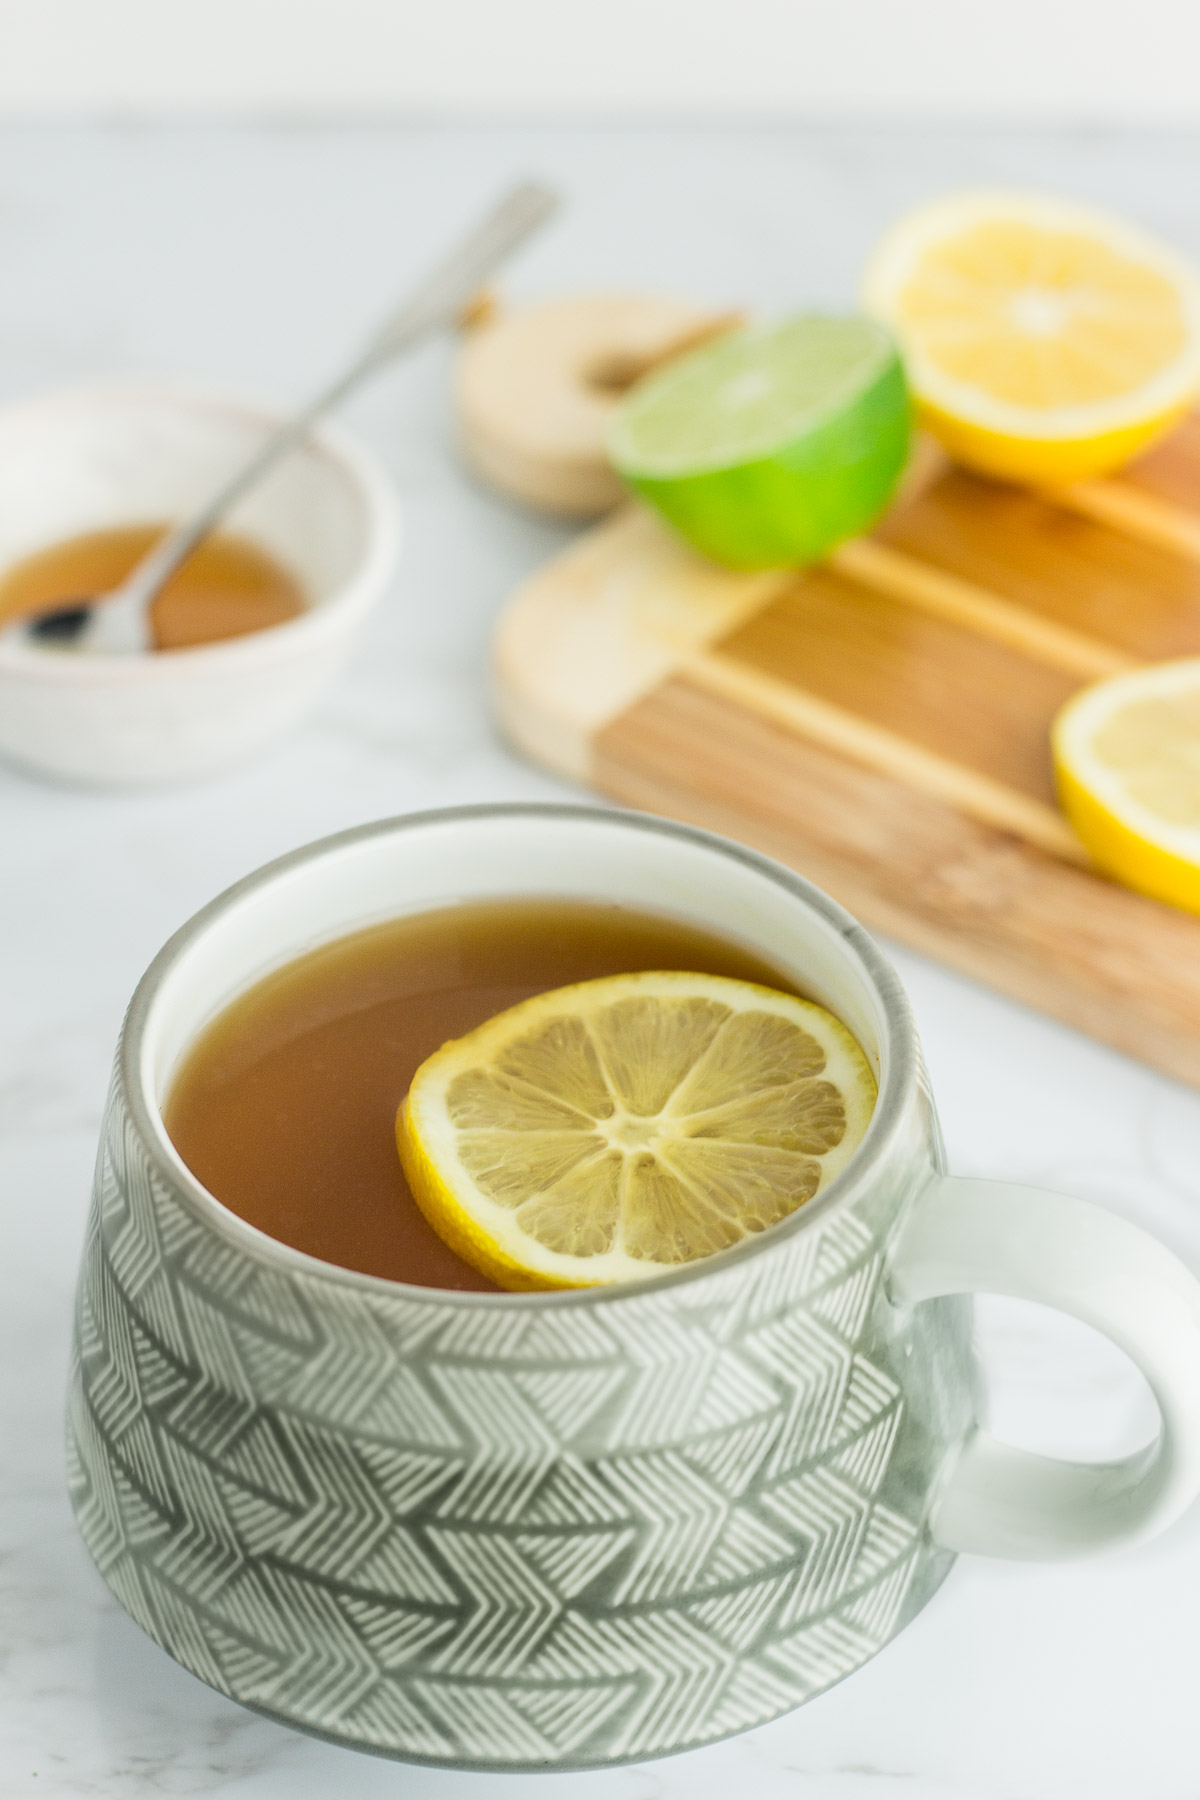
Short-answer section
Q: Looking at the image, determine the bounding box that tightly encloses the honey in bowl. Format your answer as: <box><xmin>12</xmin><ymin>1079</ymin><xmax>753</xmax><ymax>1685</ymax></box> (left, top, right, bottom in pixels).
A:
<box><xmin>0</xmin><ymin>523</ymin><xmax>307</xmax><ymax>649</ymax></box>
<box><xmin>164</xmin><ymin>898</ymin><xmax>810</xmax><ymax>1293</ymax></box>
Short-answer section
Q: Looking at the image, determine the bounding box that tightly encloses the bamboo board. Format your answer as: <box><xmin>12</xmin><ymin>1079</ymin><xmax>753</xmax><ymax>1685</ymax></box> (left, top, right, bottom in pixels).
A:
<box><xmin>494</xmin><ymin>420</ymin><xmax>1200</xmax><ymax>1089</ymax></box>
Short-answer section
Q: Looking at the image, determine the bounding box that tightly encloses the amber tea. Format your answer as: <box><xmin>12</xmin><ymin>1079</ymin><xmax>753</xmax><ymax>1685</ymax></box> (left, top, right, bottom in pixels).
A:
<box><xmin>164</xmin><ymin>898</ymin><xmax>802</xmax><ymax>1292</ymax></box>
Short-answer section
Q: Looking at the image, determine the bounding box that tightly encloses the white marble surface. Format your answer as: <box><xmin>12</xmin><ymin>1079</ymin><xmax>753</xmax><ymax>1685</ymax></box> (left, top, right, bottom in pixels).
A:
<box><xmin>4</xmin><ymin>122</ymin><xmax>1200</xmax><ymax>1798</ymax></box>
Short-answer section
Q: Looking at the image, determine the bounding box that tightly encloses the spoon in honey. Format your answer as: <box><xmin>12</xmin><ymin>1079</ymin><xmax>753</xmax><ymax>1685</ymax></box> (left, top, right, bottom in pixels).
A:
<box><xmin>22</xmin><ymin>181</ymin><xmax>558</xmax><ymax>654</ymax></box>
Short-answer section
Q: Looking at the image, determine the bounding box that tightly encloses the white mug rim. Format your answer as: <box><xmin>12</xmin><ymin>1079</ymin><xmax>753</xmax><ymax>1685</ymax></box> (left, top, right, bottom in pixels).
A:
<box><xmin>119</xmin><ymin>803</ymin><xmax>921</xmax><ymax>1310</ymax></box>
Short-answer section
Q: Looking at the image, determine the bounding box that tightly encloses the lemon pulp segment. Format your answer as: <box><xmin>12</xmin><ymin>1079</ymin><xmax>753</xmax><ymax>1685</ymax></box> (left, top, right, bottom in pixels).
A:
<box><xmin>398</xmin><ymin>971</ymin><xmax>877</xmax><ymax>1290</ymax></box>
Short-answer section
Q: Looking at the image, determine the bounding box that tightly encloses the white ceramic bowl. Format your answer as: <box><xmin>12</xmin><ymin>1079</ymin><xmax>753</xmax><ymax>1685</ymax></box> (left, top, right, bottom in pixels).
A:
<box><xmin>0</xmin><ymin>380</ymin><xmax>400</xmax><ymax>784</ymax></box>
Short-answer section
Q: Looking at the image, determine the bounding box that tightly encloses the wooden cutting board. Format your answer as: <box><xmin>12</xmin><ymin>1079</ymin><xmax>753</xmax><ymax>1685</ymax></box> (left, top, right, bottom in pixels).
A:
<box><xmin>494</xmin><ymin>419</ymin><xmax>1200</xmax><ymax>1089</ymax></box>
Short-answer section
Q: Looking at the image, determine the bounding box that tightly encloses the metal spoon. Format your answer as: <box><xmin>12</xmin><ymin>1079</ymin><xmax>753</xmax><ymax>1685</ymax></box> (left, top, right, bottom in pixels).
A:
<box><xmin>22</xmin><ymin>181</ymin><xmax>558</xmax><ymax>654</ymax></box>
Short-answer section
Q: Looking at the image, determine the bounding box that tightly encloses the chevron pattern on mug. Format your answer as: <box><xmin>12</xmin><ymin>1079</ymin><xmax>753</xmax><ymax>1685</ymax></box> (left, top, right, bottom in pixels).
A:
<box><xmin>67</xmin><ymin>1079</ymin><xmax>970</xmax><ymax>1768</ymax></box>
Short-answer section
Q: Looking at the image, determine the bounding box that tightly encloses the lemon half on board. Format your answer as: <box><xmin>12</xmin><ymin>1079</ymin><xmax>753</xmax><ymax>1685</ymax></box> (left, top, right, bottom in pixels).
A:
<box><xmin>863</xmin><ymin>190</ymin><xmax>1200</xmax><ymax>484</ymax></box>
<box><xmin>1054</xmin><ymin>660</ymin><xmax>1200</xmax><ymax>915</ymax></box>
<box><xmin>397</xmin><ymin>971</ymin><xmax>877</xmax><ymax>1291</ymax></box>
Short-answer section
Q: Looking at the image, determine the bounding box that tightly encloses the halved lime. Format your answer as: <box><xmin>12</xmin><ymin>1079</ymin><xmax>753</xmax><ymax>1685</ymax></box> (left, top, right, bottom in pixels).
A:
<box><xmin>608</xmin><ymin>315</ymin><xmax>911</xmax><ymax>570</ymax></box>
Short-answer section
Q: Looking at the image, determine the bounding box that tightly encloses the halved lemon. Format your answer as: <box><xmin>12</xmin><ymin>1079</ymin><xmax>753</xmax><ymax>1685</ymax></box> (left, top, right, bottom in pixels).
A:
<box><xmin>863</xmin><ymin>190</ymin><xmax>1200</xmax><ymax>484</ymax></box>
<box><xmin>397</xmin><ymin>971</ymin><xmax>877</xmax><ymax>1290</ymax></box>
<box><xmin>1054</xmin><ymin>659</ymin><xmax>1200</xmax><ymax>913</ymax></box>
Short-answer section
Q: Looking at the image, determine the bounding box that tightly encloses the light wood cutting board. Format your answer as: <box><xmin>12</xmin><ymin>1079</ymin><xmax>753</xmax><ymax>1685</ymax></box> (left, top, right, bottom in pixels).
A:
<box><xmin>494</xmin><ymin>420</ymin><xmax>1200</xmax><ymax>1089</ymax></box>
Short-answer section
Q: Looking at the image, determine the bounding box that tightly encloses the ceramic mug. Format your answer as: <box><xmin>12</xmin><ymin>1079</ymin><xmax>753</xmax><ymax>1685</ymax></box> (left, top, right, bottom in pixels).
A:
<box><xmin>67</xmin><ymin>804</ymin><xmax>1200</xmax><ymax>1770</ymax></box>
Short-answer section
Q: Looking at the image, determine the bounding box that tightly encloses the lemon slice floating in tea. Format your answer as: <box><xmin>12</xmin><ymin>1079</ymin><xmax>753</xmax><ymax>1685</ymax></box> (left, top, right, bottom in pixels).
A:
<box><xmin>1054</xmin><ymin>658</ymin><xmax>1200</xmax><ymax>914</ymax></box>
<box><xmin>607</xmin><ymin>315</ymin><xmax>911</xmax><ymax>570</ymax></box>
<box><xmin>397</xmin><ymin>971</ymin><xmax>877</xmax><ymax>1291</ymax></box>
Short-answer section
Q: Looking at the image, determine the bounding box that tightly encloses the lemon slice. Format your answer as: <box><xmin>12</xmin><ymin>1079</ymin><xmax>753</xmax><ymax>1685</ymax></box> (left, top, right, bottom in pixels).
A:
<box><xmin>863</xmin><ymin>190</ymin><xmax>1200</xmax><ymax>484</ymax></box>
<box><xmin>397</xmin><ymin>971</ymin><xmax>877</xmax><ymax>1290</ymax></box>
<box><xmin>1054</xmin><ymin>660</ymin><xmax>1200</xmax><ymax>914</ymax></box>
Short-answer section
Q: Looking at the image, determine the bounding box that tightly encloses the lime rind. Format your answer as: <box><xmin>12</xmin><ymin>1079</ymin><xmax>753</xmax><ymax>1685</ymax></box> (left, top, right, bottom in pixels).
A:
<box><xmin>608</xmin><ymin>314</ymin><xmax>911</xmax><ymax>571</ymax></box>
<box><xmin>630</xmin><ymin>369</ymin><xmax>909</xmax><ymax>569</ymax></box>
<box><xmin>610</xmin><ymin>315</ymin><xmax>901</xmax><ymax>478</ymax></box>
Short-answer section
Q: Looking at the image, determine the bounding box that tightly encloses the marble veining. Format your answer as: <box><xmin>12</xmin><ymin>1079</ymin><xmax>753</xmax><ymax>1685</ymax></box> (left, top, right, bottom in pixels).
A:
<box><xmin>4</xmin><ymin>120</ymin><xmax>1200</xmax><ymax>1799</ymax></box>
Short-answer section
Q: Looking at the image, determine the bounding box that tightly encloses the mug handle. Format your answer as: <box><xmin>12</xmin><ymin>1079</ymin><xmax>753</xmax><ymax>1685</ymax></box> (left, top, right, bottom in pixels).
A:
<box><xmin>888</xmin><ymin>1175</ymin><xmax>1200</xmax><ymax>1559</ymax></box>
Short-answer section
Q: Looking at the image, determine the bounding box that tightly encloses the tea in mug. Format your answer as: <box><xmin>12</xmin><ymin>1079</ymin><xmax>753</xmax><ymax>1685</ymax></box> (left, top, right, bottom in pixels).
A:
<box><xmin>165</xmin><ymin>898</ymin><xmax>803</xmax><ymax>1292</ymax></box>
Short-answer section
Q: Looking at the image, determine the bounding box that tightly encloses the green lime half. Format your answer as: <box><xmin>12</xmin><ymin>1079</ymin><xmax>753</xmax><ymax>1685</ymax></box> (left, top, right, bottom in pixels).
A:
<box><xmin>609</xmin><ymin>314</ymin><xmax>911</xmax><ymax>570</ymax></box>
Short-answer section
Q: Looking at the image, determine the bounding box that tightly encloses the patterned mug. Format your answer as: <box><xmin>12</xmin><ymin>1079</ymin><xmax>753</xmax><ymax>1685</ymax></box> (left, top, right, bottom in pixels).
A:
<box><xmin>68</xmin><ymin>804</ymin><xmax>1200</xmax><ymax>1770</ymax></box>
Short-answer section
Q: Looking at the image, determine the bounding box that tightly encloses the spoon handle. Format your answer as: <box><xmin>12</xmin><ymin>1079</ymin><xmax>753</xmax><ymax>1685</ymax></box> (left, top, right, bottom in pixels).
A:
<box><xmin>81</xmin><ymin>181</ymin><xmax>559</xmax><ymax>654</ymax></box>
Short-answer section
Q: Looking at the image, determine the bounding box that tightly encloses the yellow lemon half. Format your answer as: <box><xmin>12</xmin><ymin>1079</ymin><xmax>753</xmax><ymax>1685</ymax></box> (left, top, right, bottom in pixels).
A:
<box><xmin>398</xmin><ymin>971</ymin><xmax>877</xmax><ymax>1290</ymax></box>
<box><xmin>1054</xmin><ymin>658</ymin><xmax>1200</xmax><ymax>913</ymax></box>
<box><xmin>863</xmin><ymin>190</ymin><xmax>1200</xmax><ymax>484</ymax></box>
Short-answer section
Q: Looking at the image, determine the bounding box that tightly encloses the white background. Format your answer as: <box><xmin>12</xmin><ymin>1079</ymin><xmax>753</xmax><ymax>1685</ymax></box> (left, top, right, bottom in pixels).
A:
<box><xmin>1</xmin><ymin>0</ymin><xmax>1200</xmax><ymax>121</ymax></box>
